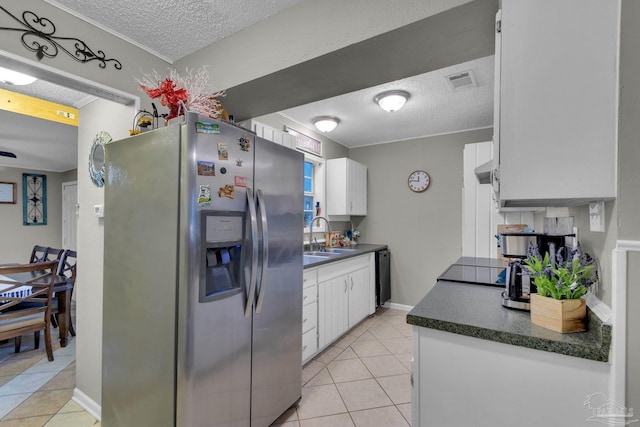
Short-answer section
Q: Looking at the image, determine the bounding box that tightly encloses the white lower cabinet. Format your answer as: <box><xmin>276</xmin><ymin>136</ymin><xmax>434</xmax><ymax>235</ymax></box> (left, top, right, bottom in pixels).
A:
<box><xmin>302</xmin><ymin>326</ymin><xmax>317</xmax><ymax>363</ymax></box>
<box><xmin>302</xmin><ymin>254</ymin><xmax>375</xmax><ymax>364</ymax></box>
<box><xmin>347</xmin><ymin>267</ymin><xmax>370</xmax><ymax>328</ymax></box>
<box><xmin>412</xmin><ymin>326</ymin><xmax>611</xmax><ymax>426</ymax></box>
<box><xmin>317</xmin><ymin>254</ymin><xmax>374</xmax><ymax>351</ymax></box>
<box><xmin>317</xmin><ymin>273</ymin><xmax>350</xmax><ymax>349</ymax></box>
<box><xmin>302</xmin><ymin>269</ymin><xmax>318</xmax><ymax>364</ymax></box>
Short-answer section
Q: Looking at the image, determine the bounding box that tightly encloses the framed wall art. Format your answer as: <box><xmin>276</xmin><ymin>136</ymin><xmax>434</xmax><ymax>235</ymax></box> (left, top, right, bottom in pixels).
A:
<box><xmin>0</xmin><ymin>182</ymin><xmax>16</xmax><ymax>204</ymax></box>
<box><xmin>23</xmin><ymin>173</ymin><xmax>47</xmax><ymax>226</ymax></box>
<box><xmin>285</xmin><ymin>126</ymin><xmax>322</xmax><ymax>157</ymax></box>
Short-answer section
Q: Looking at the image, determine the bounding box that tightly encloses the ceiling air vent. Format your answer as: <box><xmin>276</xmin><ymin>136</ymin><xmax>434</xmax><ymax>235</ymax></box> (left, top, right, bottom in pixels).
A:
<box><xmin>445</xmin><ymin>70</ymin><xmax>477</xmax><ymax>91</ymax></box>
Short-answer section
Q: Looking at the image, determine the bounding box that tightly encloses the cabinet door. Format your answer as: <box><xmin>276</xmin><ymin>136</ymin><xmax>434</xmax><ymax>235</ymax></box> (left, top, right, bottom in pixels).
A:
<box><xmin>348</xmin><ymin>160</ymin><xmax>367</xmax><ymax>215</ymax></box>
<box><xmin>498</xmin><ymin>0</ymin><xmax>617</xmax><ymax>205</ymax></box>
<box><xmin>318</xmin><ymin>275</ymin><xmax>349</xmax><ymax>349</ymax></box>
<box><xmin>326</xmin><ymin>158</ymin><xmax>367</xmax><ymax>216</ymax></box>
<box><xmin>326</xmin><ymin>158</ymin><xmax>348</xmax><ymax>215</ymax></box>
<box><xmin>348</xmin><ymin>267</ymin><xmax>371</xmax><ymax>328</ymax></box>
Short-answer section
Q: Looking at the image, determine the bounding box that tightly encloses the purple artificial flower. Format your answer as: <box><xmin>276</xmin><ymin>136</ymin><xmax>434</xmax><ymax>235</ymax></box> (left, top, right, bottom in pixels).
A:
<box><xmin>527</xmin><ymin>242</ymin><xmax>541</xmax><ymax>259</ymax></box>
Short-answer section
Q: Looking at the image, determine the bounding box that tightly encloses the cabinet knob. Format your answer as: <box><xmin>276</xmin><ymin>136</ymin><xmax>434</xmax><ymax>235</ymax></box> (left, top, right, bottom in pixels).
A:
<box><xmin>303</xmin><ymin>345</ymin><xmax>307</xmax><ymax>351</ymax></box>
<box><xmin>303</xmin><ymin>317</ymin><xmax>308</xmax><ymax>323</ymax></box>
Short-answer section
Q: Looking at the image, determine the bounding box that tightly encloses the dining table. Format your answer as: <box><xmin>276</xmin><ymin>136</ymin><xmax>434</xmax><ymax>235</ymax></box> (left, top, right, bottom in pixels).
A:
<box><xmin>0</xmin><ymin>271</ymin><xmax>73</xmax><ymax>348</ymax></box>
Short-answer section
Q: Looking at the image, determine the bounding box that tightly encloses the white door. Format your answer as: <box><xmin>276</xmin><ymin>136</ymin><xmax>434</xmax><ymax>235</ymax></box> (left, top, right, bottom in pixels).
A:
<box><xmin>62</xmin><ymin>181</ymin><xmax>78</xmax><ymax>250</ymax></box>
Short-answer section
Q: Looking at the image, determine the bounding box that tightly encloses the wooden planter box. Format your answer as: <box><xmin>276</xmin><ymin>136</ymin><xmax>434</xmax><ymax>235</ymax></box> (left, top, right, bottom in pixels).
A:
<box><xmin>530</xmin><ymin>294</ymin><xmax>586</xmax><ymax>333</ymax></box>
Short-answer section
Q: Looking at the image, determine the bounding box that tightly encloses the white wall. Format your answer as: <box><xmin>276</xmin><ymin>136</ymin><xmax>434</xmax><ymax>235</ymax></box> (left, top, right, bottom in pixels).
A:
<box><xmin>350</xmin><ymin>128</ymin><xmax>493</xmax><ymax>306</ymax></box>
<box><xmin>0</xmin><ymin>167</ymin><xmax>65</xmax><ymax>262</ymax></box>
<box><xmin>74</xmin><ymin>98</ymin><xmax>135</xmax><ymax>412</ymax></box>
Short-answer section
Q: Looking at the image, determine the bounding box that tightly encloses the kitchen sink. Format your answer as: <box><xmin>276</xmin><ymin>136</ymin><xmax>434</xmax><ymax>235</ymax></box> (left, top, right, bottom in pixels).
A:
<box><xmin>303</xmin><ymin>254</ymin><xmax>331</xmax><ymax>264</ymax></box>
<box><xmin>324</xmin><ymin>248</ymin><xmax>357</xmax><ymax>254</ymax></box>
<box><xmin>304</xmin><ymin>251</ymin><xmax>341</xmax><ymax>257</ymax></box>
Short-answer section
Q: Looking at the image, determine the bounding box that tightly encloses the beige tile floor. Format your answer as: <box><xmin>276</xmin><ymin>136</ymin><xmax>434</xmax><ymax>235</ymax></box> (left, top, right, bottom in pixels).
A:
<box><xmin>0</xmin><ymin>307</ymin><xmax>411</xmax><ymax>427</ymax></box>
<box><xmin>0</xmin><ymin>329</ymin><xmax>99</xmax><ymax>426</ymax></box>
<box><xmin>273</xmin><ymin>307</ymin><xmax>413</xmax><ymax>427</ymax></box>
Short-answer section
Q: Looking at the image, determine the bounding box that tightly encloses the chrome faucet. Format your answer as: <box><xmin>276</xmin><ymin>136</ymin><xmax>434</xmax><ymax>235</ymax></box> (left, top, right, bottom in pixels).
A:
<box><xmin>309</xmin><ymin>216</ymin><xmax>331</xmax><ymax>252</ymax></box>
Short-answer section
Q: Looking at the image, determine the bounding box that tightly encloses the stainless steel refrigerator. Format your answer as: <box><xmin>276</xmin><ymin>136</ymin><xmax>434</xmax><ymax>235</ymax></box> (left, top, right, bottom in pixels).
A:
<box><xmin>102</xmin><ymin>112</ymin><xmax>303</xmax><ymax>427</ymax></box>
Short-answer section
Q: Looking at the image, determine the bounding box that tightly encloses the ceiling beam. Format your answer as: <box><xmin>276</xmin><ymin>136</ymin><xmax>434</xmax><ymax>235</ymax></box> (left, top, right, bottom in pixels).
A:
<box><xmin>0</xmin><ymin>87</ymin><xmax>78</xmax><ymax>127</ymax></box>
<box><xmin>222</xmin><ymin>0</ymin><xmax>498</xmax><ymax>122</ymax></box>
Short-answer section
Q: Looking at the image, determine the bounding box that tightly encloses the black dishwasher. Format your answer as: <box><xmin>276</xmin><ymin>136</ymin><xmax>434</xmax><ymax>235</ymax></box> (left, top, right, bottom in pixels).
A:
<box><xmin>375</xmin><ymin>249</ymin><xmax>391</xmax><ymax>308</ymax></box>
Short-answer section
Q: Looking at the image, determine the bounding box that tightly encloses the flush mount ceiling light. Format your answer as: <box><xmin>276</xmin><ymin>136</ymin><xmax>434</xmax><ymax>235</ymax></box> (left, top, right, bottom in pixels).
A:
<box><xmin>313</xmin><ymin>116</ymin><xmax>340</xmax><ymax>132</ymax></box>
<box><xmin>0</xmin><ymin>66</ymin><xmax>37</xmax><ymax>85</ymax></box>
<box><xmin>374</xmin><ymin>90</ymin><xmax>410</xmax><ymax>112</ymax></box>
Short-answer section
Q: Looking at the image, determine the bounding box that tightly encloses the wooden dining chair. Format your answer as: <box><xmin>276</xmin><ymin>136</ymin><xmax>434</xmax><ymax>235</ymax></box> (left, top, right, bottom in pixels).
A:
<box><xmin>50</xmin><ymin>250</ymin><xmax>77</xmax><ymax>336</ymax></box>
<box><xmin>29</xmin><ymin>245</ymin><xmax>49</xmax><ymax>263</ymax></box>
<box><xmin>45</xmin><ymin>248</ymin><xmax>65</xmax><ymax>262</ymax></box>
<box><xmin>0</xmin><ymin>261</ymin><xmax>59</xmax><ymax>361</ymax></box>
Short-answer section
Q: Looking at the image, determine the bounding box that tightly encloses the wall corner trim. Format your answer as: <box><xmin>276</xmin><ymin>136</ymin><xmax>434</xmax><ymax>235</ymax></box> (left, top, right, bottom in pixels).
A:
<box><xmin>72</xmin><ymin>386</ymin><xmax>101</xmax><ymax>421</ymax></box>
<box><xmin>610</xmin><ymin>239</ymin><xmax>640</xmax><ymax>410</ymax></box>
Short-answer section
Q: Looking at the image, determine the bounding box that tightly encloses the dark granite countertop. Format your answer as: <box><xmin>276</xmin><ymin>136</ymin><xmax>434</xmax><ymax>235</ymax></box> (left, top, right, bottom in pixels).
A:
<box><xmin>303</xmin><ymin>243</ymin><xmax>388</xmax><ymax>268</ymax></box>
<box><xmin>407</xmin><ymin>259</ymin><xmax>612</xmax><ymax>362</ymax></box>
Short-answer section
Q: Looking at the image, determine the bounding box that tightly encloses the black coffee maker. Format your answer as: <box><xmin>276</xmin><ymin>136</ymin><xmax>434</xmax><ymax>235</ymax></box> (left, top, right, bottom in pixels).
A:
<box><xmin>500</xmin><ymin>233</ymin><xmax>570</xmax><ymax>310</ymax></box>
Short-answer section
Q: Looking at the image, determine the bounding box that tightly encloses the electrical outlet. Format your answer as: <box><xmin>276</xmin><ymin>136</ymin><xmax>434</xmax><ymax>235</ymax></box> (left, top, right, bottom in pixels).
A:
<box><xmin>589</xmin><ymin>201</ymin><xmax>605</xmax><ymax>232</ymax></box>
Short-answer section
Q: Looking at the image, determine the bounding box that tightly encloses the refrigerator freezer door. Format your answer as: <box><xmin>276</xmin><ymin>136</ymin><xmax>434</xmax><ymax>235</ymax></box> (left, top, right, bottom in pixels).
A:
<box><xmin>178</xmin><ymin>114</ymin><xmax>253</xmax><ymax>427</ymax></box>
<box><xmin>251</xmin><ymin>138</ymin><xmax>303</xmax><ymax>426</ymax></box>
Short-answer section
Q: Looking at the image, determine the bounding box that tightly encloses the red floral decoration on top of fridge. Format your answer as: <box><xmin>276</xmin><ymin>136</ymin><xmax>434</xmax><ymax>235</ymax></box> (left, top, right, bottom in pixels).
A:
<box><xmin>137</xmin><ymin>66</ymin><xmax>227</xmax><ymax>121</ymax></box>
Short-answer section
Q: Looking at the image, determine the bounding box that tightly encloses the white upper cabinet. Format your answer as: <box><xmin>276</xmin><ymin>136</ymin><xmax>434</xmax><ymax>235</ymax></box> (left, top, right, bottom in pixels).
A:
<box><xmin>238</xmin><ymin>120</ymin><xmax>296</xmax><ymax>149</ymax></box>
<box><xmin>495</xmin><ymin>0</ymin><xmax>619</xmax><ymax>208</ymax></box>
<box><xmin>326</xmin><ymin>158</ymin><xmax>367</xmax><ymax>216</ymax></box>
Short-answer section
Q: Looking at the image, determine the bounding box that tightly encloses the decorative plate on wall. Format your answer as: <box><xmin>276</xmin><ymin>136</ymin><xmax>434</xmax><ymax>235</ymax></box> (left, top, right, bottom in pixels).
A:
<box><xmin>89</xmin><ymin>131</ymin><xmax>112</xmax><ymax>187</ymax></box>
<box><xmin>23</xmin><ymin>173</ymin><xmax>47</xmax><ymax>226</ymax></box>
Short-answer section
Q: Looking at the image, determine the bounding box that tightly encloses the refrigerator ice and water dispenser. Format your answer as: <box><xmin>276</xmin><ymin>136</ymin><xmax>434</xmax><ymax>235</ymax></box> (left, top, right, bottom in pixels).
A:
<box><xmin>200</xmin><ymin>211</ymin><xmax>245</xmax><ymax>302</ymax></box>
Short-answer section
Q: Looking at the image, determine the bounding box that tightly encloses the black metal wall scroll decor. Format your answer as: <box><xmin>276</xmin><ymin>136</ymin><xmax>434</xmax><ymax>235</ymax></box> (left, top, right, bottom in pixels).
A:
<box><xmin>0</xmin><ymin>6</ymin><xmax>122</xmax><ymax>70</ymax></box>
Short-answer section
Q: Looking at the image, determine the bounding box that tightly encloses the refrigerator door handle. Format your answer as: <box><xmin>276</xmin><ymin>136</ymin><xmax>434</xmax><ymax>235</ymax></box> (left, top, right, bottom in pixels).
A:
<box><xmin>245</xmin><ymin>187</ymin><xmax>259</xmax><ymax>318</ymax></box>
<box><xmin>255</xmin><ymin>188</ymin><xmax>269</xmax><ymax>314</ymax></box>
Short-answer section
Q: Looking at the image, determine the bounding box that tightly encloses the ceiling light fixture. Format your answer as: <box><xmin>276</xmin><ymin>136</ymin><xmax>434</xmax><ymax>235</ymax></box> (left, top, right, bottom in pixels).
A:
<box><xmin>0</xmin><ymin>66</ymin><xmax>37</xmax><ymax>85</ymax></box>
<box><xmin>374</xmin><ymin>90</ymin><xmax>410</xmax><ymax>112</ymax></box>
<box><xmin>313</xmin><ymin>116</ymin><xmax>340</xmax><ymax>132</ymax></box>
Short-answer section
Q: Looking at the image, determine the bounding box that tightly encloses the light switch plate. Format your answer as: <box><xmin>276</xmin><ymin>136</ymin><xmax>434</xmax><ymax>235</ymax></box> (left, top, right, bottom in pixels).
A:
<box><xmin>93</xmin><ymin>204</ymin><xmax>104</xmax><ymax>218</ymax></box>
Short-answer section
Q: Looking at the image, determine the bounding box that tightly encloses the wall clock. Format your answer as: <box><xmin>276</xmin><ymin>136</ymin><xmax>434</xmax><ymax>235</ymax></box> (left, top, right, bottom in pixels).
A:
<box><xmin>408</xmin><ymin>170</ymin><xmax>430</xmax><ymax>192</ymax></box>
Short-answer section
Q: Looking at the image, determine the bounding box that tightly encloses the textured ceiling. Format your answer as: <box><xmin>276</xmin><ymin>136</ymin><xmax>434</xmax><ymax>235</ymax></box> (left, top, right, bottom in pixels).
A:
<box><xmin>280</xmin><ymin>56</ymin><xmax>494</xmax><ymax>148</ymax></box>
<box><xmin>45</xmin><ymin>0</ymin><xmax>307</xmax><ymax>62</ymax></box>
<box><xmin>0</xmin><ymin>80</ymin><xmax>94</xmax><ymax>108</ymax></box>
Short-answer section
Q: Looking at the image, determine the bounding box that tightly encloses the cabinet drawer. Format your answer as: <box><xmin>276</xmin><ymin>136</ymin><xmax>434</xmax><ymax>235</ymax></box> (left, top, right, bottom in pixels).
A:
<box><xmin>302</xmin><ymin>300</ymin><xmax>318</xmax><ymax>333</ymax></box>
<box><xmin>303</xmin><ymin>269</ymin><xmax>318</xmax><ymax>288</ymax></box>
<box><xmin>303</xmin><ymin>284</ymin><xmax>317</xmax><ymax>305</ymax></box>
<box><xmin>318</xmin><ymin>255</ymin><xmax>369</xmax><ymax>282</ymax></box>
<box><xmin>302</xmin><ymin>327</ymin><xmax>317</xmax><ymax>362</ymax></box>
